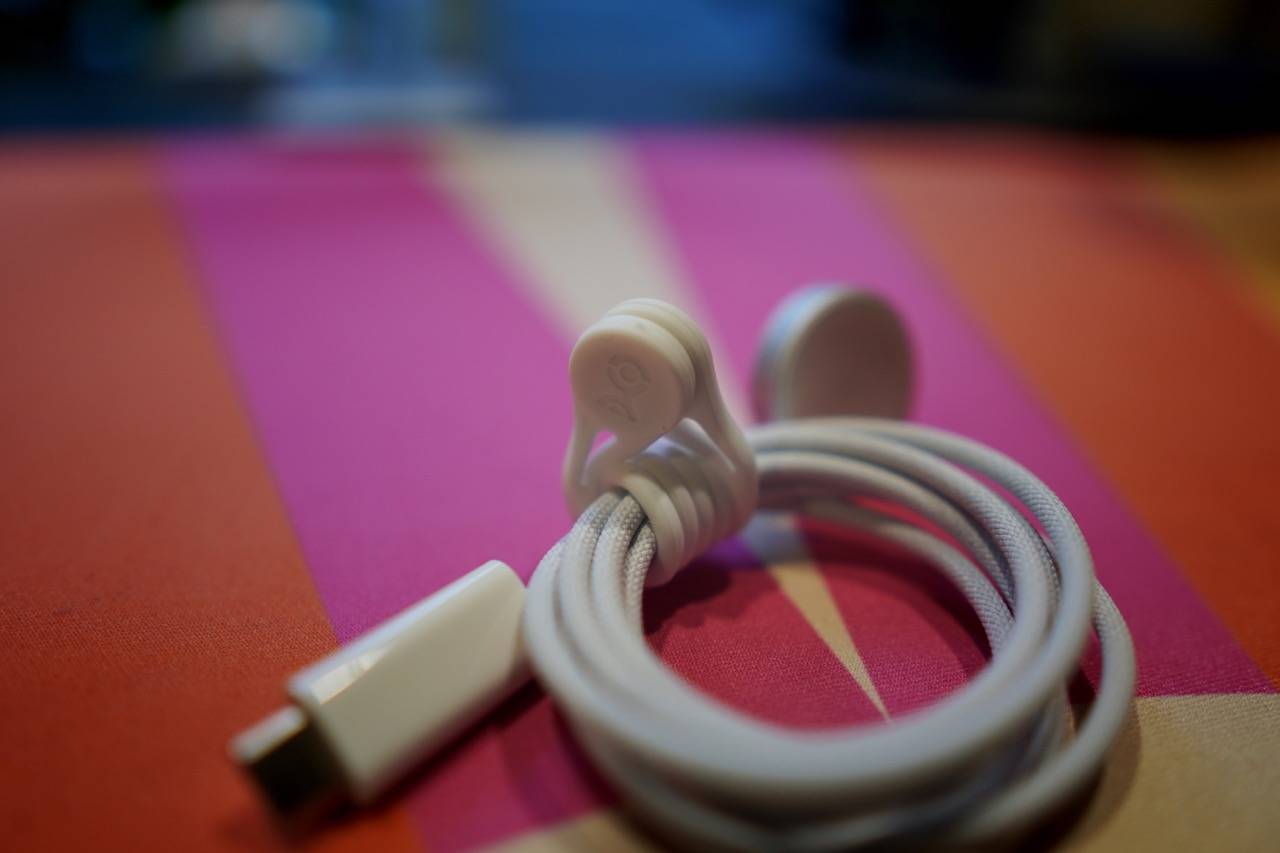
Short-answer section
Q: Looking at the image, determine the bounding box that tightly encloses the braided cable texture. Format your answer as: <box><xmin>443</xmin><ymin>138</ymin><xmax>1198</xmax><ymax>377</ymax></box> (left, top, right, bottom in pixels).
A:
<box><xmin>524</xmin><ymin>418</ymin><xmax>1135</xmax><ymax>851</ymax></box>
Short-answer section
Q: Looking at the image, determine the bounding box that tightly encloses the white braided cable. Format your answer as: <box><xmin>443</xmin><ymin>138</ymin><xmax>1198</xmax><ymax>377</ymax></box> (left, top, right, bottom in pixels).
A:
<box><xmin>523</xmin><ymin>417</ymin><xmax>1136</xmax><ymax>851</ymax></box>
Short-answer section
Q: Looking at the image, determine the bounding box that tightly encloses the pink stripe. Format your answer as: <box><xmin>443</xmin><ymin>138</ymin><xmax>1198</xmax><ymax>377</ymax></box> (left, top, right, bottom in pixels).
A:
<box><xmin>629</xmin><ymin>132</ymin><xmax>1270</xmax><ymax>696</ymax></box>
<box><xmin>164</xmin><ymin>135</ymin><xmax>910</xmax><ymax>851</ymax></box>
<box><xmin>165</xmin><ymin>137</ymin><xmax>605</xmax><ymax>850</ymax></box>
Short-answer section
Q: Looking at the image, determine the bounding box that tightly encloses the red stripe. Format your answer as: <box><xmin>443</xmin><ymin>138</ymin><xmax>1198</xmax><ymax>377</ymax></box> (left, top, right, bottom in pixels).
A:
<box><xmin>0</xmin><ymin>141</ymin><xmax>419</xmax><ymax>851</ymax></box>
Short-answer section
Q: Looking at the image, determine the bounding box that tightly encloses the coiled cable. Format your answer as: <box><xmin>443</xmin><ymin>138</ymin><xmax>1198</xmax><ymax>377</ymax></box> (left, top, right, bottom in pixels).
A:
<box><xmin>523</xmin><ymin>417</ymin><xmax>1136</xmax><ymax>851</ymax></box>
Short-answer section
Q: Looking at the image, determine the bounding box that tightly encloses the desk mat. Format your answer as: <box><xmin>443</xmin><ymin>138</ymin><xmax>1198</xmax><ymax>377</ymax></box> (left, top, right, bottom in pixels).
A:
<box><xmin>3</xmin><ymin>130</ymin><xmax>1278</xmax><ymax>851</ymax></box>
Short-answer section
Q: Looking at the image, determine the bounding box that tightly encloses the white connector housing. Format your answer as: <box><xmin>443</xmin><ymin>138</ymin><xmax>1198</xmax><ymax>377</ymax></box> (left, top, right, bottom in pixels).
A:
<box><xmin>233</xmin><ymin>560</ymin><xmax>529</xmax><ymax>816</ymax></box>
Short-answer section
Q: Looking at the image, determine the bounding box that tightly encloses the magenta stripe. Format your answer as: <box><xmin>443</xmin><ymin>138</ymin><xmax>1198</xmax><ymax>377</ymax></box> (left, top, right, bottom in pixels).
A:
<box><xmin>165</xmin><ymin>137</ymin><xmax>607</xmax><ymax>850</ymax></box>
<box><xmin>628</xmin><ymin>132</ymin><xmax>1270</xmax><ymax>696</ymax></box>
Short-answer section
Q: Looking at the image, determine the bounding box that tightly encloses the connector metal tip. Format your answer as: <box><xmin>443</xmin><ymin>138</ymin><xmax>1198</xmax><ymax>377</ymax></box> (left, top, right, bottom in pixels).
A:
<box><xmin>231</xmin><ymin>706</ymin><xmax>347</xmax><ymax>828</ymax></box>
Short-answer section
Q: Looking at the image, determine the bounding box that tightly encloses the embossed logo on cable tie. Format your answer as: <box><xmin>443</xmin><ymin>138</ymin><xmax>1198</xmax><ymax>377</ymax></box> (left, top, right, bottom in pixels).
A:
<box><xmin>596</xmin><ymin>356</ymin><xmax>650</xmax><ymax>423</ymax></box>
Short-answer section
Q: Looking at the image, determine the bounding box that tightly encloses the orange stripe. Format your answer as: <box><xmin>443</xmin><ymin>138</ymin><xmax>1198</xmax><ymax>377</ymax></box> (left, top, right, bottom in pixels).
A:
<box><xmin>848</xmin><ymin>131</ymin><xmax>1280</xmax><ymax>686</ymax></box>
<box><xmin>0</xmin><ymin>142</ymin><xmax>420</xmax><ymax>852</ymax></box>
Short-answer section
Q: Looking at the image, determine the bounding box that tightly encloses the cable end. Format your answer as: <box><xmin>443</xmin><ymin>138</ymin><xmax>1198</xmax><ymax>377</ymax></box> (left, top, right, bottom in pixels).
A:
<box><xmin>230</xmin><ymin>705</ymin><xmax>347</xmax><ymax>828</ymax></box>
<box><xmin>230</xmin><ymin>560</ymin><xmax>529</xmax><ymax>830</ymax></box>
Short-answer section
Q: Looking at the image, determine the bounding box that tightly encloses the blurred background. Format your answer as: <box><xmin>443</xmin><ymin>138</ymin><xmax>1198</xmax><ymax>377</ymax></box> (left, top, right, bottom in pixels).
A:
<box><xmin>2</xmin><ymin>0</ymin><xmax>1277</xmax><ymax>134</ymax></box>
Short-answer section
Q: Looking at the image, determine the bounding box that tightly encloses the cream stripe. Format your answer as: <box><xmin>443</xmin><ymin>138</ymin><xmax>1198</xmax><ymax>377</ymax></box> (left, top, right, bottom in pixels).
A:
<box><xmin>1145</xmin><ymin>143</ymin><xmax>1280</xmax><ymax>336</ymax></box>
<box><xmin>1067</xmin><ymin>693</ymin><xmax>1280</xmax><ymax>851</ymax></box>
<box><xmin>429</xmin><ymin>130</ymin><xmax>883</xmax><ymax>713</ymax></box>
<box><xmin>481</xmin><ymin>808</ymin><xmax>658</xmax><ymax>853</ymax></box>
<box><xmin>429</xmin><ymin>128</ymin><xmax>747</xmax><ymax>418</ymax></box>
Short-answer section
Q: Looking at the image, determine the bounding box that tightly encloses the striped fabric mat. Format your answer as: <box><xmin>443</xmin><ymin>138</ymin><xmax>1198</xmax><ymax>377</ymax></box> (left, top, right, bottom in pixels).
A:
<box><xmin>3</xmin><ymin>130</ymin><xmax>1278</xmax><ymax>852</ymax></box>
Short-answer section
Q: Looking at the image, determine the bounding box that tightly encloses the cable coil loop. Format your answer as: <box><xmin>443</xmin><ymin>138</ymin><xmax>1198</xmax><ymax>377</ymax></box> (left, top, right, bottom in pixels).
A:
<box><xmin>526</xmin><ymin>418</ymin><xmax>1134</xmax><ymax>850</ymax></box>
<box><xmin>532</xmin><ymin>297</ymin><xmax>1135</xmax><ymax>850</ymax></box>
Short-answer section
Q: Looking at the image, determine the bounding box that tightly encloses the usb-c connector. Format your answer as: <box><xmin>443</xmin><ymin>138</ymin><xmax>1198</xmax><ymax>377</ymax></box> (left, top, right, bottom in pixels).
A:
<box><xmin>231</xmin><ymin>706</ymin><xmax>345</xmax><ymax>826</ymax></box>
<box><xmin>231</xmin><ymin>561</ymin><xmax>529</xmax><ymax>824</ymax></box>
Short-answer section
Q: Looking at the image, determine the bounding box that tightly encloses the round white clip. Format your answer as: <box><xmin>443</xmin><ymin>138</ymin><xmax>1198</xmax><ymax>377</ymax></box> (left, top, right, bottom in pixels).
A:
<box><xmin>564</xmin><ymin>300</ymin><xmax>756</xmax><ymax>586</ymax></box>
<box><xmin>754</xmin><ymin>285</ymin><xmax>913</xmax><ymax>423</ymax></box>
